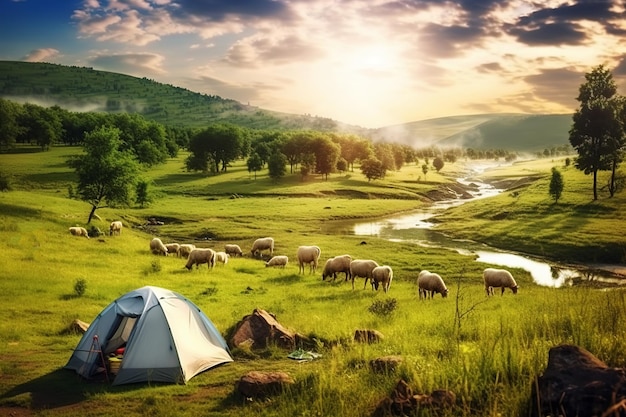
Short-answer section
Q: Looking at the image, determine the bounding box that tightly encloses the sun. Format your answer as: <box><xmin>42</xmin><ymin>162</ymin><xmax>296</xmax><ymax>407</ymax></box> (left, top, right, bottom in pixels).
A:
<box><xmin>346</xmin><ymin>44</ymin><xmax>397</xmax><ymax>73</ymax></box>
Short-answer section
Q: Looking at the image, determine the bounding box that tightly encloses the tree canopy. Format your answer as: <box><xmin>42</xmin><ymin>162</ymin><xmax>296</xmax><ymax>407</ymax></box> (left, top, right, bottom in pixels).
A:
<box><xmin>68</xmin><ymin>126</ymin><xmax>140</xmax><ymax>223</ymax></box>
<box><xmin>569</xmin><ymin>65</ymin><xmax>625</xmax><ymax>200</ymax></box>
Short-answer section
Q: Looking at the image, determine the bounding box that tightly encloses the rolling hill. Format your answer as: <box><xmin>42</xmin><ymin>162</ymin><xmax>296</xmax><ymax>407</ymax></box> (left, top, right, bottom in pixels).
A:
<box><xmin>0</xmin><ymin>60</ymin><xmax>573</xmax><ymax>151</ymax></box>
<box><xmin>371</xmin><ymin>113</ymin><xmax>573</xmax><ymax>151</ymax></box>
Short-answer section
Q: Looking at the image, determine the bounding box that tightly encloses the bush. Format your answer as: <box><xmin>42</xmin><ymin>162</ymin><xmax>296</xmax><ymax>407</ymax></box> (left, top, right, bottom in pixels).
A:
<box><xmin>0</xmin><ymin>171</ymin><xmax>12</xmax><ymax>192</ymax></box>
<box><xmin>73</xmin><ymin>279</ymin><xmax>87</xmax><ymax>297</ymax></box>
<box><xmin>368</xmin><ymin>298</ymin><xmax>397</xmax><ymax>317</ymax></box>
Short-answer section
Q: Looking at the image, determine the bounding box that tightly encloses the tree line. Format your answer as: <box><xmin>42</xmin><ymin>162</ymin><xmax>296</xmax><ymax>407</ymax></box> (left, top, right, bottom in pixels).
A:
<box><xmin>0</xmin><ymin>98</ymin><xmax>187</xmax><ymax>165</ymax></box>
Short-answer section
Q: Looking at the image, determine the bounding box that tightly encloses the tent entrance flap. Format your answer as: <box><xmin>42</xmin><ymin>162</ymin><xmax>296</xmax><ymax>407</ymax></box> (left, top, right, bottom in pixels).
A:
<box><xmin>104</xmin><ymin>316</ymin><xmax>137</xmax><ymax>355</ymax></box>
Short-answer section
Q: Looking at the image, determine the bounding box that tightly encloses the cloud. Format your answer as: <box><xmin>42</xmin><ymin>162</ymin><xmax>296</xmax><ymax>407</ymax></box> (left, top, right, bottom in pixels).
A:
<box><xmin>89</xmin><ymin>52</ymin><xmax>165</xmax><ymax>75</ymax></box>
<box><xmin>22</xmin><ymin>48</ymin><xmax>61</xmax><ymax>62</ymax></box>
<box><xmin>222</xmin><ymin>34</ymin><xmax>324</xmax><ymax>67</ymax></box>
<box><xmin>507</xmin><ymin>1</ymin><xmax>621</xmax><ymax>46</ymax></box>
<box><xmin>172</xmin><ymin>0</ymin><xmax>290</xmax><ymax>20</ymax></box>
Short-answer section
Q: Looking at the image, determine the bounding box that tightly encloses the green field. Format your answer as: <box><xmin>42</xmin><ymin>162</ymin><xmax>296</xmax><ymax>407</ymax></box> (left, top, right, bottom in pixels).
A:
<box><xmin>1</xmin><ymin>148</ymin><xmax>625</xmax><ymax>416</ymax></box>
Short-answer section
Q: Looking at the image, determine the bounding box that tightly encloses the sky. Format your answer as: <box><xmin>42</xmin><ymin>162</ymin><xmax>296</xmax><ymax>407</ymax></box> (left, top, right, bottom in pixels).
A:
<box><xmin>1</xmin><ymin>0</ymin><xmax>626</xmax><ymax>129</ymax></box>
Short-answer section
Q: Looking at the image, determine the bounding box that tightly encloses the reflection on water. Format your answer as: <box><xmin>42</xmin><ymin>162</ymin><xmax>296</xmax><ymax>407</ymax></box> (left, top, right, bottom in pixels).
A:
<box><xmin>323</xmin><ymin>162</ymin><xmax>619</xmax><ymax>288</ymax></box>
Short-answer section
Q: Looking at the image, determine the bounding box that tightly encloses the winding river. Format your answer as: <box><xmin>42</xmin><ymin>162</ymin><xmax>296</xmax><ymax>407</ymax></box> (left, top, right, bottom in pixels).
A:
<box><xmin>323</xmin><ymin>162</ymin><xmax>623</xmax><ymax>288</ymax></box>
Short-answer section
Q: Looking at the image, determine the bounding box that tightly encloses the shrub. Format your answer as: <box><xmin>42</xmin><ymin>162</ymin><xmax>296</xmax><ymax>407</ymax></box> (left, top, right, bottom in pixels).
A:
<box><xmin>73</xmin><ymin>279</ymin><xmax>87</xmax><ymax>297</ymax></box>
<box><xmin>368</xmin><ymin>298</ymin><xmax>397</xmax><ymax>317</ymax></box>
<box><xmin>149</xmin><ymin>260</ymin><xmax>161</xmax><ymax>273</ymax></box>
<box><xmin>0</xmin><ymin>171</ymin><xmax>12</xmax><ymax>192</ymax></box>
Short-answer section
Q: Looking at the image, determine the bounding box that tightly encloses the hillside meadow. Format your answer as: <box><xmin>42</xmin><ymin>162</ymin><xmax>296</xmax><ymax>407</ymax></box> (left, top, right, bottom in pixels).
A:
<box><xmin>1</xmin><ymin>147</ymin><xmax>626</xmax><ymax>417</ymax></box>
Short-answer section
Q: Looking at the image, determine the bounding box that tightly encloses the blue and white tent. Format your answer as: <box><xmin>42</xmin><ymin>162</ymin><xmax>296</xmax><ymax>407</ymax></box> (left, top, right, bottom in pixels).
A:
<box><xmin>65</xmin><ymin>286</ymin><xmax>232</xmax><ymax>385</ymax></box>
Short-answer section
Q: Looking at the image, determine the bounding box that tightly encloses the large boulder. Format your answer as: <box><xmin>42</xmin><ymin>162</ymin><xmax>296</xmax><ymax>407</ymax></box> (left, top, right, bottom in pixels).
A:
<box><xmin>230</xmin><ymin>309</ymin><xmax>297</xmax><ymax>350</ymax></box>
<box><xmin>532</xmin><ymin>344</ymin><xmax>626</xmax><ymax>417</ymax></box>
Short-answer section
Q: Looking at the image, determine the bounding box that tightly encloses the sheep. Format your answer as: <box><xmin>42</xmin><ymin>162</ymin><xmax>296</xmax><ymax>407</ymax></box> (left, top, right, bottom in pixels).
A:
<box><xmin>179</xmin><ymin>244</ymin><xmax>196</xmax><ymax>258</ymax></box>
<box><xmin>417</xmin><ymin>270</ymin><xmax>449</xmax><ymax>299</ymax></box>
<box><xmin>214</xmin><ymin>251</ymin><xmax>229</xmax><ymax>265</ymax></box>
<box><xmin>165</xmin><ymin>243</ymin><xmax>181</xmax><ymax>257</ymax></box>
<box><xmin>109</xmin><ymin>220</ymin><xmax>123</xmax><ymax>236</ymax></box>
<box><xmin>371</xmin><ymin>265</ymin><xmax>393</xmax><ymax>293</ymax></box>
<box><xmin>265</xmin><ymin>255</ymin><xmax>288</xmax><ymax>268</ymax></box>
<box><xmin>483</xmin><ymin>268</ymin><xmax>518</xmax><ymax>296</ymax></box>
<box><xmin>322</xmin><ymin>254</ymin><xmax>352</xmax><ymax>282</ymax></box>
<box><xmin>69</xmin><ymin>226</ymin><xmax>89</xmax><ymax>239</ymax></box>
<box><xmin>185</xmin><ymin>248</ymin><xmax>216</xmax><ymax>270</ymax></box>
<box><xmin>224</xmin><ymin>244</ymin><xmax>243</xmax><ymax>257</ymax></box>
<box><xmin>297</xmin><ymin>245</ymin><xmax>322</xmax><ymax>274</ymax></box>
<box><xmin>251</xmin><ymin>237</ymin><xmax>274</xmax><ymax>258</ymax></box>
<box><xmin>349</xmin><ymin>259</ymin><xmax>380</xmax><ymax>290</ymax></box>
<box><xmin>149</xmin><ymin>237</ymin><xmax>168</xmax><ymax>256</ymax></box>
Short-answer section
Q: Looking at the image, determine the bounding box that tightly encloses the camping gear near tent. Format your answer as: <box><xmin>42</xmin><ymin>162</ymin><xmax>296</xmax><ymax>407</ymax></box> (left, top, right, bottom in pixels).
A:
<box><xmin>65</xmin><ymin>286</ymin><xmax>233</xmax><ymax>385</ymax></box>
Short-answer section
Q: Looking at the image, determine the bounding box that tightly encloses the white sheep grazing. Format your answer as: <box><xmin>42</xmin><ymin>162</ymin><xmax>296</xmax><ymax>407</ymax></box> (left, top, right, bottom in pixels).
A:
<box><xmin>224</xmin><ymin>244</ymin><xmax>243</xmax><ymax>257</ymax></box>
<box><xmin>69</xmin><ymin>226</ymin><xmax>90</xmax><ymax>239</ymax></box>
<box><xmin>214</xmin><ymin>251</ymin><xmax>229</xmax><ymax>265</ymax></box>
<box><xmin>165</xmin><ymin>243</ymin><xmax>181</xmax><ymax>257</ymax></box>
<box><xmin>265</xmin><ymin>255</ymin><xmax>288</xmax><ymax>268</ymax></box>
<box><xmin>349</xmin><ymin>259</ymin><xmax>380</xmax><ymax>290</ymax></box>
<box><xmin>109</xmin><ymin>220</ymin><xmax>123</xmax><ymax>236</ymax></box>
<box><xmin>417</xmin><ymin>270</ymin><xmax>449</xmax><ymax>299</ymax></box>
<box><xmin>179</xmin><ymin>244</ymin><xmax>196</xmax><ymax>258</ymax></box>
<box><xmin>185</xmin><ymin>248</ymin><xmax>216</xmax><ymax>270</ymax></box>
<box><xmin>149</xmin><ymin>237</ymin><xmax>168</xmax><ymax>256</ymax></box>
<box><xmin>251</xmin><ymin>237</ymin><xmax>274</xmax><ymax>258</ymax></box>
<box><xmin>297</xmin><ymin>245</ymin><xmax>322</xmax><ymax>274</ymax></box>
<box><xmin>483</xmin><ymin>268</ymin><xmax>518</xmax><ymax>296</ymax></box>
<box><xmin>371</xmin><ymin>265</ymin><xmax>394</xmax><ymax>293</ymax></box>
<box><xmin>322</xmin><ymin>254</ymin><xmax>352</xmax><ymax>282</ymax></box>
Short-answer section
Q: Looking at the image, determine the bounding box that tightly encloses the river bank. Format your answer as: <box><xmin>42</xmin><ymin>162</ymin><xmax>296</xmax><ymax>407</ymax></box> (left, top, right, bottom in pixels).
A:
<box><xmin>343</xmin><ymin>159</ymin><xmax>626</xmax><ymax>286</ymax></box>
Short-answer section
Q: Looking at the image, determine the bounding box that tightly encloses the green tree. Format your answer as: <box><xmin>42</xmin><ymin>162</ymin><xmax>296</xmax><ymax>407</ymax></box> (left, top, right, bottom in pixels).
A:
<box><xmin>0</xmin><ymin>98</ymin><xmax>23</xmax><ymax>152</ymax></box>
<box><xmin>19</xmin><ymin>103</ymin><xmax>63</xmax><ymax>150</ymax></box>
<box><xmin>267</xmin><ymin>151</ymin><xmax>287</xmax><ymax>182</ymax></box>
<box><xmin>549</xmin><ymin>167</ymin><xmax>564</xmax><ymax>204</ymax></box>
<box><xmin>433</xmin><ymin>156</ymin><xmax>445</xmax><ymax>172</ymax></box>
<box><xmin>300</xmin><ymin>153</ymin><xmax>316</xmax><ymax>181</ymax></box>
<box><xmin>569</xmin><ymin>65</ymin><xmax>623</xmax><ymax>200</ymax></box>
<box><xmin>135</xmin><ymin>179</ymin><xmax>153</xmax><ymax>208</ymax></box>
<box><xmin>422</xmin><ymin>163</ymin><xmax>429</xmax><ymax>177</ymax></box>
<box><xmin>247</xmin><ymin>152</ymin><xmax>263</xmax><ymax>180</ymax></box>
<box><xmin>360</xmin><ymin>157</ymin><xmax>385</xmax><ymax>182</ymax></box>
<box><xmin>336</xmin><ymin>157</ymin><xmax>348</xmax><ymax>173</ymax></box>
<box><xmin>312</xmin><ymin>135</ymin><xmax>340</xmax><ymax>180</ymax></box>
<box><xmin>188</xmin><ymin>123</ymin><xmax>245</xmax><ymax>174</ymax></box>
<box><xmin>68</xmin><ymin>126</ymin><xmax>139</xmax><ymax>223</ymax></box>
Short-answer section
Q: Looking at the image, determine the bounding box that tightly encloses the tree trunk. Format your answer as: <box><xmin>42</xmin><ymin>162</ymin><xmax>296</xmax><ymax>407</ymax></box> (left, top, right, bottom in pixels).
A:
<box><xmin>609</xmin><ymin>158</ymin><xmax>617</xmax><ymax>198</ymax></box>
<box><xmin>593</xmin><ymin>169</ymin><xmax>598</xmax><ymax>200</ymax></box>
<box><xmin>87</xmin><ymin>204</ymin><xmax>98</xmax><ymax>224</ymax></box>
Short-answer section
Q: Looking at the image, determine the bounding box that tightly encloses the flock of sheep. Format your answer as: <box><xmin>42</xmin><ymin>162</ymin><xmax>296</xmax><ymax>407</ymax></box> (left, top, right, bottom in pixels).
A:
<box><xmin>69</xmin><ymin>223</ymin><xmax>519</xmax><ymax>297</ymax></box>
<box><xmin>147</xmin><ymin>235</ymin><xmax>519</xmax><ymax>297</ymax></box>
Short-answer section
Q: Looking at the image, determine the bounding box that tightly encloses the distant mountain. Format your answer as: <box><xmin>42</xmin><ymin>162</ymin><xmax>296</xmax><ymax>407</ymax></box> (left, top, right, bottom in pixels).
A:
<box><xmin>0</xmin><ymin>61</ymin><xmax>572</xmax><ymax>151</ymax></box>
<box><xmin>372</xmin><ymin>113</ymin><xmax>573</xmax><ymax>151</ymax></box>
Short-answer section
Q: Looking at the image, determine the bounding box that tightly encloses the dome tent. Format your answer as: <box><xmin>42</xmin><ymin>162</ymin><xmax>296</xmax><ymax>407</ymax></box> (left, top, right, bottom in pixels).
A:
<box><xmin>65</xmin><ymin>285</ymin><xmax>233</xmax><ymax>385</ymax></box>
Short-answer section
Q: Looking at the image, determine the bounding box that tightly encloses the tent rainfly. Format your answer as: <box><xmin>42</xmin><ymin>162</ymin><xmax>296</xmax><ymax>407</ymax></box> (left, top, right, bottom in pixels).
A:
<box><xmin>65</xmin><ymin>285</ymin><xmax>233</xmax><ymax>385</ymax></box>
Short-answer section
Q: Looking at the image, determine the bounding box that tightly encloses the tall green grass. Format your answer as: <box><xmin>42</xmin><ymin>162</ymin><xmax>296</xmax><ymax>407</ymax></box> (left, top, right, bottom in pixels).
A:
<box><xmin>1</xmin><ymin>149</ymin><xmax>626</xmax><ymax>416</ymax></box>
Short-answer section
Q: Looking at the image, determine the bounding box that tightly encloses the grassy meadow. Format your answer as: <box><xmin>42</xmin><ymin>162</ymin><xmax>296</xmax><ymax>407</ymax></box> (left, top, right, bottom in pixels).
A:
<box><xmin>1</xmin><ymin>147</ymin><xmax>626</xmax><ymax>417</ymax></box>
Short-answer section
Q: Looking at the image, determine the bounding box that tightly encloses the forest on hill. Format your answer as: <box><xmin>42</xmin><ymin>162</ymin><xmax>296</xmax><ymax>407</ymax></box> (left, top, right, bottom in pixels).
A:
<box><xmin>0</xmin><ymin>60</ymin><xmax>572</xmax><ymax>152</ymax></box>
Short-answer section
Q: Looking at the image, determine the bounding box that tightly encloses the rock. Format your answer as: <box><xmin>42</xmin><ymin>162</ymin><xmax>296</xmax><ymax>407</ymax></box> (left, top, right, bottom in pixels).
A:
<box><xmin>62</xmin><ymin>319</ymin><xmax>90</xmax><ymax>334</ymax></box>
<box><xmin>373</xmin><ymin>380</ymin><xmax>456</xmax><ymax>416</ymax></box>
<box><xmin>370</xmin><ymin>356</ymin><xmax>403</xmax><ymax>373</ymax></box>
<box><xmin>532</xmin><ymin>344</ymin><xmax>626</xmax><ymax>417</ymax></box>
<box><xmin>230</xmin><ymin>309</ymin><xmax>296</xmax><ymax>349</ymax></box>
<box><xmin>354</xmin><ymin>329</ymin><xmax>384</xmax><ymax>343</ymax></box>
<box><xmin>236</xmin><ymin>371</ymin><xmax>294</xmax><ymax>398</ymax></box>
